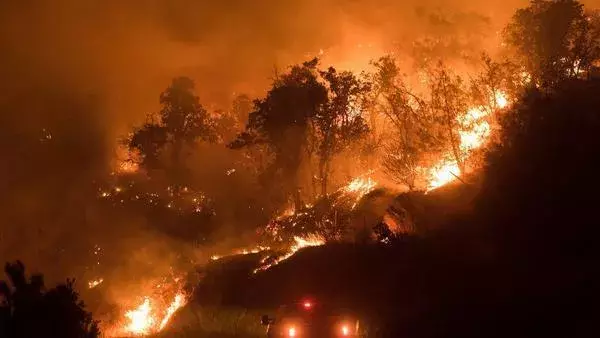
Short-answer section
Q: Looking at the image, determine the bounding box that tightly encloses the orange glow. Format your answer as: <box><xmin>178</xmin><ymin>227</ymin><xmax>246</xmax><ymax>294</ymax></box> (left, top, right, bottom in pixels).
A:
<box><xmin>288</xmin><ymin>326</ymin><xmax>297</xmax><ymax>337</ymax></box>
<box><xmin>119</xmin><ymin>291</ymin><xmax>187</xmax><ymax>336</ymax></box>
<box><xmin>339</xmin><ymin>173</ymin><xmax>377</xmax><ymax>209</ymax></box>
<box><xmin>427</xmin><ymin>159</ymin><xmax>460</xmax><ymax>191</ymax></box>
<box><xmin>343</xmin><ymin>176</ymin><xmax>376</xmax><ymax>194</ymax></box>
<box><xmin>124</xmin><ymin>297</ymin><xmax>154</xmax><ymax>335</ymax></box>
<box><xmin>458</xmin><ymin>107</ymin><xmax>491</xmax><ymax>152</ymax></box>
<box><xmin>341</xmin><ymin>324</ymin><xmax>350</xmax><ymax>336</ymax></box>
<box><xmin>104</xmin><ymin>273</ymin><xmax>188</xmax><ymax>337</ymax></box>
<box><xmin>210</xmin><ymin>245</ymin><xmax>270</xmax><ymax>261</ymax></box>
<box><xmin>158</xmin><ymin>293</ymin><xmax>186</xmax><ymax>330</ymax></box>
<box><xmin>495</xmin><ymin>91</ymin><xmax>509</xmax><ymax>109</ymax></box>
<box><xmin>426</xmin><ymin>91</ymin><xmax>509</xmax><ymax>191</ymax></box>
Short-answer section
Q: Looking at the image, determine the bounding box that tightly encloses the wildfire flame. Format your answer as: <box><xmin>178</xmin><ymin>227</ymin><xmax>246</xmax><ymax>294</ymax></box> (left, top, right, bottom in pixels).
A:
<box><xmin>211</xmin><ymin>245</ymin><xmax>271</xmax><ymax>261</ymax></box>
<box><xmin>427</xmin><ymin>159</ymin><xmax>460</xmax><ymax>191</ymax></box>
<box><xmin>340</xmin><ymin>175</ymin><xmax>377</xmax><ymax>209</ymax></box>
<box><xmin>125</xmin><ymin>298</ymin><xmax>154</xmax><ymax>335</ymax></box>
<box><xmin>253</xmin><ymin>234</ymin><xmax>325</xmax><ymax>273</ymax></box>
<box><xmin>426</xmin><ymin>91</ymin><xmax>509</xmax><ymax>191</ymax></box>
<box><xmin>87</xmin><ymin>278</ymin><xmax>104</xmax><ymax>289</ymax></box>
<box><xmin>103</xmin><ymin>273</ymin><xmax>188</xmax><ymax>337</ymax></box>
<box><xmin>158</xmin><ymin>293</ymin><xmax>186</xmax><ymax>330</ymax></box>
<box><xmin>119</xmin><ymin>292</ymin><xmax>187</xmax><ymax>336</ymax></box>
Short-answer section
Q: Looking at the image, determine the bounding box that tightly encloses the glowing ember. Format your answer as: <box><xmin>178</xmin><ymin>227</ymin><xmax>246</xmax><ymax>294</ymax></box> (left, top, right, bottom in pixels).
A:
<box><xmin>118</xmin><ymin>160</ymin><xmax>139</xmax><ymax>174</ymax></box>
<box><xmin>125</xmin><ymin>297</ymin><xmax>154</xmax><ymax>335</ymax></box>
<box><xmin>87</xmin><ymin>278</ymin><xmax>103</xmax><ymax>289</ymax></box>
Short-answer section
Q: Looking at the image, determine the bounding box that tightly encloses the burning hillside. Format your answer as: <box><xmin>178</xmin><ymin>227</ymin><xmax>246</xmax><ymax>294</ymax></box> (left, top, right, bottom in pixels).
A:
<box><xmin>97</xmin><ymin>272</ymin><xmax>189</xmax><ymax>337</ymax></box>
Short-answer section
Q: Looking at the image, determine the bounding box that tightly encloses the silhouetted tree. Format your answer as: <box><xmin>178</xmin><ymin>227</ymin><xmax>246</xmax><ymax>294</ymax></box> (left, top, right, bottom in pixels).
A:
<box><xmin>126</xmin><ymin>77</ymin><xmax>215</xmax><ymax>183</ymax></box>
<box><xmin>212</xmin><ymin>94</ymin><xmax>253</xmax><ymax>144</ymax></box>
<box><xmin>0</xmin><ymin>261</ymin><xmax>99</xmax><ymax>338</ymax></box>
<box><xmin>230</xmin><ymin>59</ymin><xmax>328</xmax><ymax>208</ymax></box>
<box><xmin>125</xmin><ymin>116</ymin><xmax>168</xmax><ymax>171</ymax></box>
<box><xmin>504</xmin><ymin>0</ymin><xmax>600</xmax><ymax>88</ymax></box>
<box><xmin>315</xmin><ymin>67</ymin><xmax>370</xmax><ymax>195</ymax></box>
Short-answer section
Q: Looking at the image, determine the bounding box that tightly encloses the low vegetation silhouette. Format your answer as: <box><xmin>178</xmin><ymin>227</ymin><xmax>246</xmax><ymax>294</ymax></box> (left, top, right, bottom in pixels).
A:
<box><xmin>0</xmin><ymin>261</ymin><xmax>99</xmax><ymax>338</ymax></box>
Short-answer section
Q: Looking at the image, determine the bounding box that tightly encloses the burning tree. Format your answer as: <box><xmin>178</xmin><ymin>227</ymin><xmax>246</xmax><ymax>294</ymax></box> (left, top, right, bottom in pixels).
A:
<box><xmin>314</xmin><ymin>67</ymin><xmax>370</xmax><ymax>195</ymax></box>
<box><xmin>371</xmin><ymin>56</ymin><xmax>441</xmax><ymax>190</ymax></box>
<box><xmin>231</xmin><ymin>58</ymin><xmax>372</xmax><ymax>206</ymax></box>
<box><xmin>427</xmin><ymin>62</ymin><xmax>471</xmax><ymax>175</ymax></box>
<box><xmin>126</xmin><ymin>116</ymin><xmax>168</xmax><ymax>171</ymax></box>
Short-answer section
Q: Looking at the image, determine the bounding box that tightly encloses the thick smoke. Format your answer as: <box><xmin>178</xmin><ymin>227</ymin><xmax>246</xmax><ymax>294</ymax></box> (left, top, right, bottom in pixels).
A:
<box><xmin>4</xmin><ymin>0</ymin><xmax>590</xmax><ymax>288</ymax></box>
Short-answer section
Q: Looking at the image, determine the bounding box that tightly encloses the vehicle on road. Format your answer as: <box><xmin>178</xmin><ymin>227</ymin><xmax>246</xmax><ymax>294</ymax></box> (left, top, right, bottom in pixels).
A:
<box><xmin>261</xmin><ymin>299</ymin><xmax>360</xmax><ymax>337</ymax></box>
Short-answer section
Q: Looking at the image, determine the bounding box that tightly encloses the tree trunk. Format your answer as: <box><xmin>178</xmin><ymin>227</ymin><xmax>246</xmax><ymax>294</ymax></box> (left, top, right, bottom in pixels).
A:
<box><xmin>171</xmin><ymin>139</ymin><xmax>184</xmax><ymax>190</ymax></box>
<box><xmin>445</xmin><ymin>112</ymin><xmax>464</xmax><ymax>174</ymax></box>
<box><xmin>319</xmin><ymin>158</ymin><xmax>327</xmax><ymax>196</ymax></box>
<box><xmin>293</xmin><ymin>187</ymin><xmax>302</xmax><ymax>211</ymax></box>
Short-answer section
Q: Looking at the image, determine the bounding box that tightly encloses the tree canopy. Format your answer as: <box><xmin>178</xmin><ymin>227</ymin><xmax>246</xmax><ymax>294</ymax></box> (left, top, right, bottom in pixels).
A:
<box><xmin>504</xmin><ymin>0</ymin><xmax>600</xmax><ymax>88</ymax></box>
<box><xmin>126</xmin><ymin>77</ymin><xmax>215</xmax><ymax>182</ymax></box>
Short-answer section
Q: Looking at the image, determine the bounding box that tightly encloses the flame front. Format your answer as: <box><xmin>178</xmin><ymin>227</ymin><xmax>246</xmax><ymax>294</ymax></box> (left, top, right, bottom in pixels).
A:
<box><xmin>119</xmin><ymin>291</ymin><xmax>187</xmax><ymax>336</ymax></box>
<box><xmin>125</xmin><ymin>298</ymin><xmax>154</xmax><ymax>335</ymax></box>
<box><xmin>254</xmin><ymin>234</ymin><xmax>325</xmax><ymax>274</ymax></box>
<box><xmin>104</xmin><ymin>274</ymin><xmax>188</xmax><ymax>337</ymax></box>
<box><xmin>158</xmin><ymin>293</ymin><xmax>186</xmax><ymax>330</ymax></box>
<box><xmin>211</xmin><ymin>245</ymin><xmax>271</xmax><ymax>261</ymax></box>
<box><xmin>428</xmin><ymin>159</ymin><xmax>460</xmax><ymax>191</ymax></box>
<box><xmin>426</xmin><ymin>91</ymin><xmax>509</xmax><ymax>191</ymax></box>
<box><xmin>340</xmin><ymin>174</ymin><xmax>377</xmax><ymax>209</ymax></box>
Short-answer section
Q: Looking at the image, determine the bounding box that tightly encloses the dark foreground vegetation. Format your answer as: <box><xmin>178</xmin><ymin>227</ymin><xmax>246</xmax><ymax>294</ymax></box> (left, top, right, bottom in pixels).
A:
<box><xmin>0</xmin><ymin>261</ymin><xmax>99</xmax><ymax>338</ymax></box>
